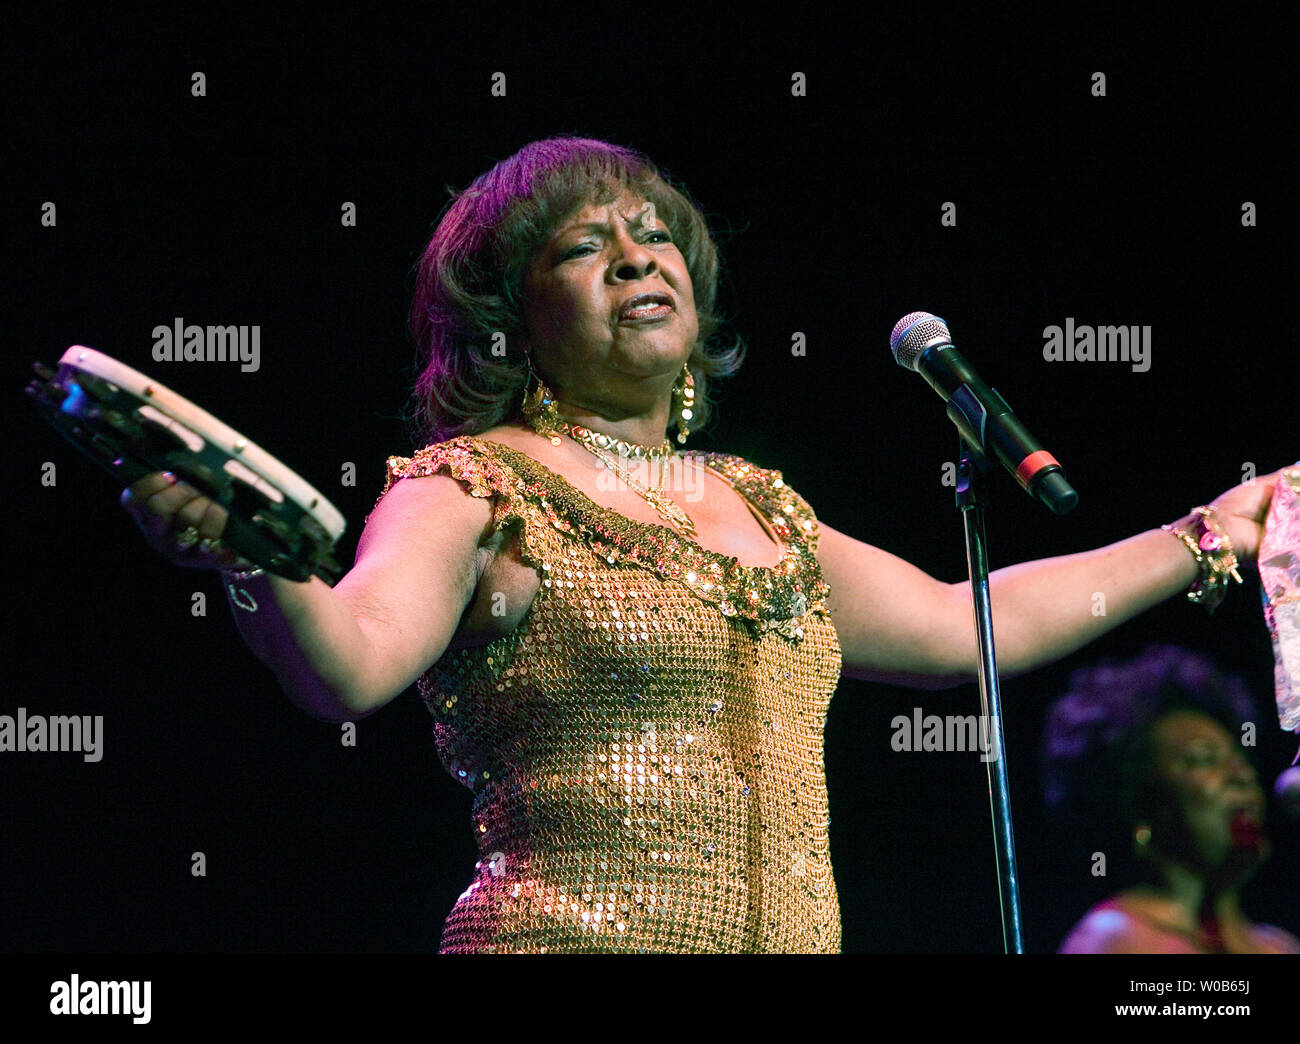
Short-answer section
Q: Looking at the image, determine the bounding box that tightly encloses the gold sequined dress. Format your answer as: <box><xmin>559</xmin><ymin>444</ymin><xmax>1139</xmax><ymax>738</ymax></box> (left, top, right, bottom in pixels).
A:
<box><xmin>375</xmin><ymin>437</ymin><xmax>842</xmax><ymax>953</ymax></box>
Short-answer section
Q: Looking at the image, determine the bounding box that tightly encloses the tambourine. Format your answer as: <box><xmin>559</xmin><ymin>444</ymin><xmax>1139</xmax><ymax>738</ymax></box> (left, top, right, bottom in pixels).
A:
<box><xmin>26</xmin><ymin>346</ymin><xmax>345</xmax><ymax>583</ymax></box>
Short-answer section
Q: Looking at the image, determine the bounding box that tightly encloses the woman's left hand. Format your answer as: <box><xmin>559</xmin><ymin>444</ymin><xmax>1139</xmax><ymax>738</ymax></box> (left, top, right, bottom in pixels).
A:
<box><xmin>1205</xmin><ymin>465</ymin><xmax>1295</xmax><ymax>566</ymax></box>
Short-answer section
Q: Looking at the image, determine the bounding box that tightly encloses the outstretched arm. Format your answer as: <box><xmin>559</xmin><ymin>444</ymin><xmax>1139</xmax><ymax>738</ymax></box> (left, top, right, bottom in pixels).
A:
<box><xmin>123</xmin><ymin>469</ymin><xmax>493</xmax><ymax>721</ymax></box>
<box><xmin>817</xmin><ymin>469</ymin><xmax>1283</xmax><ymax>688</ymax></box>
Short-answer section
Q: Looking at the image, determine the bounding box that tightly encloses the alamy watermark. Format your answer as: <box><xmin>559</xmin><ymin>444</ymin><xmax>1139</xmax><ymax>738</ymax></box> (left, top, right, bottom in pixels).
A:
<box><xmin>0</xmin><ymin>708</ymin><xmax>103</xmax><ymax>762</ymax></box>
<box><xmin>1042</xmin><ymin>318</ymin><xmax>1151</xmax><ymax>372</ymax></box>
<box><xmin>593</xmin><ymin>457</ymin><xmax>706</xmax><ymax>502</ymax></box>
<box><xmin>891</xmin><ymin>708</ymin><xmax>1001</xmax><ymax>762</ymax></box>
<box><xmin>151</xmin><ymin>317</ymin><xmax>260</xmax><ymax>372</ymax></box>
<box><xmin>50</xmin><ymin>975</ymin><xmax>150</xmax><ymax>1024</ymax></box>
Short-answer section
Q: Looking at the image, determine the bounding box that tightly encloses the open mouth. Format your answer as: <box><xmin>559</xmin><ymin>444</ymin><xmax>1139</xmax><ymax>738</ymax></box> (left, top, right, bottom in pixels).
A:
<box><xmin>1229</xmin><ymin>807</ymin><xmax>1264</xmax><ymax>848</ymax></box>
<box><xmin>619</xmin><ymin>292</ymin><xmax>674</xmax><ymax>322</ymax></box>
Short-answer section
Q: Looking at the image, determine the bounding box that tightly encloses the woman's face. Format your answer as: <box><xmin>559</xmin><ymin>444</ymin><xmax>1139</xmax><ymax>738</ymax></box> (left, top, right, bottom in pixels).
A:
<box><xmin>521</xmin><ymin>191</ymin><xmax>698</xmax><ymax>414</ymax></box>
<box><xmin>1144</xmin><ymin>709</ymin><xmax>1267</xmax><ymax>879</ymax></box>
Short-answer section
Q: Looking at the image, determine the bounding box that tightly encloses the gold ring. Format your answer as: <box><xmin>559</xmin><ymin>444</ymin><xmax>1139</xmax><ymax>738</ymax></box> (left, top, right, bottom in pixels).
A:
<box><xmin>173</xmin><ymin>526</ymin><xmax>201</xmax><ymax>550</ymax></box>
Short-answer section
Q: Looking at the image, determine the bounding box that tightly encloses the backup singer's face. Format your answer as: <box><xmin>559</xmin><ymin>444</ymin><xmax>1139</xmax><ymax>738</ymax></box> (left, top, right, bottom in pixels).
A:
<box><xmin>521</xmin><ymin>193</ymin><xmax>698</xmax><ymax>414</ymax></box>
<box><xmin>1142</xmin><ymin>710</ymin><xmax>1268</xmax><ymax>881</ymax></box>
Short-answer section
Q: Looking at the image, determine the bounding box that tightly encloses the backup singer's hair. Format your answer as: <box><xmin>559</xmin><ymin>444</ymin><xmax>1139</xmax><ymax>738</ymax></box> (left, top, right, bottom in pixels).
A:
<box><xmin>1042</xmin><ymin>645</ymin><xmax>1259</xmax><ymax>831</ymax></box>
<box><xmin>407</xmin><ymin>136</ymin><xmax>745</xmax><ymax>445</ymax></box>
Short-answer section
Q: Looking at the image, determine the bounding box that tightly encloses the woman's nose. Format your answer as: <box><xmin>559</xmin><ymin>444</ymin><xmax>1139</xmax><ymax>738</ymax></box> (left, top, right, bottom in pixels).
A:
<box><xmin>614</xmin><ymin>257</ymin><xmax>656</xmax><ymax>280</ymax></box>
<box><xmin>611</xmin><ymin>231</ymin><xmax>657</xmax><ymax>279</ymax></box>
<box><xmin>1228</xmin><ymin>751</ymin><xmax>1258</xmax><ymax>784</ymax></box>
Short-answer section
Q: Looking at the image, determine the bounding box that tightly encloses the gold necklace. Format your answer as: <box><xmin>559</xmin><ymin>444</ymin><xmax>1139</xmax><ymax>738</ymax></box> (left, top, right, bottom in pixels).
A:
<box><xmin>521</xmin><ymin>380</ymin><xmax>676</xmax><ymax>460</ymax></box>
<box><xmin>573</xmin><ymin>438</ymin><xmax>697</xmax><ymax>538</ymax></box>
<box><xmin>520</xmin><ymin>379</ymin><xmax>694</xmax><ymax>534</ymax></box>
<box><xmin>555</xmin><ymin>421</ymin><xmax>675</xmax><ymax>461</ymax></box>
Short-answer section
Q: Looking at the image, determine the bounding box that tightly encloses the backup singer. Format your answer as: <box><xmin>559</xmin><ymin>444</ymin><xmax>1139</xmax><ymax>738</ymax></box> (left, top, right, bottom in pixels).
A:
<box><xmin>121</xmin><ymin>137</ymin><xmax>1287</xmax><ymax>953</ymax></box>
<box><xmin>1045</xmin><ymin>646</ymin><xmax>1299</xmax><ymax>953</ymax></box>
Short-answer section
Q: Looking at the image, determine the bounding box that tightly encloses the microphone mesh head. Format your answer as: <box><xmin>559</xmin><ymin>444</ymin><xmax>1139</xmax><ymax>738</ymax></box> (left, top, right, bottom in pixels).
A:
<box><xmin>890</xmin><ymin>311</ymin><xmax>951</xmax><ymax>370</ymax></box>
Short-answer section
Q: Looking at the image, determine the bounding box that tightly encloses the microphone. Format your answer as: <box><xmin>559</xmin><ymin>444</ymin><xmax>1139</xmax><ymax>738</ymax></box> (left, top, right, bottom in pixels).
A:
<box><xmin>1276</xmin><ymin>765</ymin><xmax>1300</xmax><ymax>818</ymax></box>
<box><xmin>891</xmin><ymin>311</ymin><xmax>1078</xmax><ymax>515</ymax></box>
<box><xmin>1276</xmin><ymin>743</ymin><xmax>1300</xmax><ymax>819</ymax></box>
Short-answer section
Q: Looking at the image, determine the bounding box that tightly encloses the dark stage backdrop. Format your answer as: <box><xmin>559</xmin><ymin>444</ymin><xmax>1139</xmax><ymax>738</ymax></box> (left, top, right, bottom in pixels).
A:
<box><xmin>4</xmin><ymin>9</ymin><xmax>1294</xmax><ymax>957</ymax></box>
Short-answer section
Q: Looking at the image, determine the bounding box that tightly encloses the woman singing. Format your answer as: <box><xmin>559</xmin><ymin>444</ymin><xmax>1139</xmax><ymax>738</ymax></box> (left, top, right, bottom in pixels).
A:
<box><xmin>119</xmin><ymin>136</ymin><xmax>1287</xmax><ymax>953</ymax></box>
<box><xmin>1044</xmin><ymin>646</ymin><xmax>1299</xmax><ymax>953</ymax></box>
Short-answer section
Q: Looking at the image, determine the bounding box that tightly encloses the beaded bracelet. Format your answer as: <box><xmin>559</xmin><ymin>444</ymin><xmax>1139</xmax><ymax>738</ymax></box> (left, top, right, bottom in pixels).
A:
<box><xmin>221</xmin><ymin>564</ymin><xmax>266</xmax><ymax>612</ymax></box>
<box><xmin>1161</xmin><ymin>505</ymin><xmax>1243</xmax><ymax>613</ymax></box>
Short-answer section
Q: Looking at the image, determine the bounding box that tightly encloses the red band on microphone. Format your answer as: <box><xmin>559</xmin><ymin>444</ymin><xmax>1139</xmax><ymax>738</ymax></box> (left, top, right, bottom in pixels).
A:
<box><xmin>1015</xmin><ymin>450</ymin><xmax>1060</xmax><ymax>487</ymax></box>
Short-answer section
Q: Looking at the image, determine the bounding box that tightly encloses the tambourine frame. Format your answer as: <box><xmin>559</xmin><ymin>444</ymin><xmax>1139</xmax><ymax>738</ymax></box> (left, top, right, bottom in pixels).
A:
<box><xmin>27</xmin><ymin>347</ymin><xmax>345</xmax><ymax>584</ymax></box>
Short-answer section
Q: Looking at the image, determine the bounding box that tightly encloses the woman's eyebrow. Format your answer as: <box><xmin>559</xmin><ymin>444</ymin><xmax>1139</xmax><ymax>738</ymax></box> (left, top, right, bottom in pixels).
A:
<box><xmin>558</xmin><ymin>221</ymin><xmax>614</xmax><ymax>236</ymax></box>
<box><xmin>556</xmin><ymin>209</ymin><xmax>657</xmax><ymax>238</ymax></box>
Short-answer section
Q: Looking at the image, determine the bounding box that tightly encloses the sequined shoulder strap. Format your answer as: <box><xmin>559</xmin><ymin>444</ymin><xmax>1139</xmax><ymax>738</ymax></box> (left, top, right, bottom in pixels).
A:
<box><xmin>690</xmin><ymin>451</ymin><xmax>826</xmax><ymax>552</ymax></box>
<box><xmin>368</xmin><ymin>436</ymin><xmax>530</xmax><ymax>535</ymax></box>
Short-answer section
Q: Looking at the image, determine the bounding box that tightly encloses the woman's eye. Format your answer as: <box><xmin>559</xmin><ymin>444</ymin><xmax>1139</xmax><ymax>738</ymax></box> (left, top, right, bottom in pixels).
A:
<box><xmin>562</xmin><ymin>233</ymin><xmax>668</xmax><ymax>260</ymax></box>
<box><xmin>1182</xmin><ymin>747</ymin><xmax>1225</xmax><ymax>768</ymax></box>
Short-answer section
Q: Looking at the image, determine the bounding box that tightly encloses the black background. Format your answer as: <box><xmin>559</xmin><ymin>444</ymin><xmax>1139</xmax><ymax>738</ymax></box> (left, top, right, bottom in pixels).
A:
<box><xmin>3</xmin><ymin>6</ymin><xmax>1295</xmax><ymax>957</ymax></box>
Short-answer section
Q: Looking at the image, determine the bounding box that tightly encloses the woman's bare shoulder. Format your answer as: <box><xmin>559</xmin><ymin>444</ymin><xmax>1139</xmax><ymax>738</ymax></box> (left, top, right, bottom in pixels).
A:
<box><xmin>471</xmin><ymin>423</ymin><xmax>534</xmax><ymax>448</ymax></box>
<box><xmin>1057</xmin><ymin>897</ymin><xmax>1199</xmax><ymax>954</ymax></box>
<box><xmin>469</xmin><ymin>423</ymin><xmax>572</xmax><ymax>470</ymax></box>
<box><xmin>1250</xmin><ymin>922</ymin><xmax>1300</xmax><ymax>953</ymax></box>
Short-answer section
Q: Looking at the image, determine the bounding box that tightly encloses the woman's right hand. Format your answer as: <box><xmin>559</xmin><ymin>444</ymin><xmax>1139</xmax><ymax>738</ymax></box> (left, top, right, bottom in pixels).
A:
<box><xmin>120</xmin><ymin>472</ymin><xmax>256</xmax><ymax>571</ymax></box>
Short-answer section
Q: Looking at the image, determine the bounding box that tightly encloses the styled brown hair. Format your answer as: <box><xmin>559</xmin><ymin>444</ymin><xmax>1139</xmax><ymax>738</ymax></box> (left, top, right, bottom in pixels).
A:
<box><xmin>407</xmin><ymin>136</ymin><xmax>744</xmax><ymax>444</ymax></box>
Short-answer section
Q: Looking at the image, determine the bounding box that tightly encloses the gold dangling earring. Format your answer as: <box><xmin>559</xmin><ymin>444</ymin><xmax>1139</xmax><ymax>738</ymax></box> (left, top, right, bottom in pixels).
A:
<box><xmin>520</xmin><ymin>352</ymin><xmax>562</xmax><ymax>443</ymax></box>
<box><xmin>674</xmin><ymin>362</ymin><xmax>696</xmax><ymax>445</ymax></box>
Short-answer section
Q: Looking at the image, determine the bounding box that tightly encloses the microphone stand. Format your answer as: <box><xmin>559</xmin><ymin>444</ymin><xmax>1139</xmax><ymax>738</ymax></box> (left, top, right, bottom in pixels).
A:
<box><xmin>955</xmin><ymin>437</ymin><xmax>1024</xmax><ymax>954</ymax></box>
